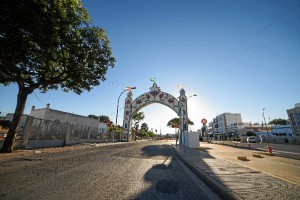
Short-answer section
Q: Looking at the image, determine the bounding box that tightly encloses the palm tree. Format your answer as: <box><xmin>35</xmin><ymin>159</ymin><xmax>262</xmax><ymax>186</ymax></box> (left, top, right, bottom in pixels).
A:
<box><xmin>167</xmin><ymin>118</ymin><xmax>194</xmax><ymax>128</ymax></box>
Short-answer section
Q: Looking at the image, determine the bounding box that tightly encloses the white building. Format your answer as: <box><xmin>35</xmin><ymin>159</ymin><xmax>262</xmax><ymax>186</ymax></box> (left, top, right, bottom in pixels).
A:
<box><xmin>212</xmin><ymin>113</ymin><xmax>242</xmax><ymax>140</ymax></box>
<box><xmin>271</xmin><ymin>125</ymin><xmax>294</xmax><ymax>137</ymax></box>
<box><xmin>30</xmin><ymin>103</ymin><xmax>102</xmax><ymax>130</ymax></box>
<box><xmin>287</xmin><ymin>103</ymin><xmax>300</xmax><ymax>136</ymax></box>
<box><xmin>98</xmin><ymin>123</ymin><xmax>108</xmax><ymax>135</ymax></box>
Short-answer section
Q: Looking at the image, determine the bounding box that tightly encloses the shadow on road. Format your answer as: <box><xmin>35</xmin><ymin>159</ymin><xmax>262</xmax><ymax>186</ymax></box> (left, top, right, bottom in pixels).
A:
<box><xmin>127</xmin><ymin>143</ymin><xmax>218</xmax><ymax>200</ymax></box>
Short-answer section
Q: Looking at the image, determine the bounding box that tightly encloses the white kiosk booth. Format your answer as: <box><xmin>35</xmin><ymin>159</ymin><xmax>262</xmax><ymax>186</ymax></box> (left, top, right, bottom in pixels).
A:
<box><xmin>182</xmin><ymin>131</ymin><xmax>199</xmax><ymax>148</ymax></box>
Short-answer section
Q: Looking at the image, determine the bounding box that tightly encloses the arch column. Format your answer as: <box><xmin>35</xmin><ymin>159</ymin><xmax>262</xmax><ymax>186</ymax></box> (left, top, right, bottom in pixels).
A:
<box><xmin>179</xmin><ymin>88</ymin><xmax>188</xmax><ymax>144</ymax></box>
<box><xmin>122</xmin><ymin>91</ymin><xmax>133</xmax><ymax>141</ymax></box>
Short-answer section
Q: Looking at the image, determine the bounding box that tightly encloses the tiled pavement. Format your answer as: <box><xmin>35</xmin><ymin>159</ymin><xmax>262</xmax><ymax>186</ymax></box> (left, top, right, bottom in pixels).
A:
<box><xmin>172</xmin><ymin>144</ymin><xmax>300</xmax><ymax>200</ymax></box>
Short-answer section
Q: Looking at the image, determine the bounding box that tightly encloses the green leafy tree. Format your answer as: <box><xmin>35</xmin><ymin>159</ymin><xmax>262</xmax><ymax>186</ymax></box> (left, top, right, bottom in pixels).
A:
<box><xmin>141</xmin><ymin>123</ymin><xmax>149</xmax><ymax>132</ymax></box>
<box><xmin>268</xmin><ymin>118</ymin><xmax>288</xmax><ymax>125</ymax></box>
<box><xmin>88</xmin><ymin>115</ymin><xmax>98</xmax><ymax>120</ymax></box>
<box><xmin>99</xmin><ymin>115</ymin><xmax>112</xmax><ymax>124</ymax></box>
<box><xmin>0</xmin><ymin>0</ymin><xmax>115</xmax><ymax>152</ymax></box>
<box><xmin>167</xmin><ymin>118</ymin><xmax>180</xmax><ymax>128</ymax></box>
<box><xmin>88</xmin><ymin>115</ymin><xmax>112</xmax><ymax>124</ymax></box>
<box><xmin>147</xmin><ymin>131</ymin><xmax>156</xmax><ymax>138</ymax></box>
<box><xmin>108</xmin><ymin>124</ymin><xmax>123</xmax><ymax>140</ymax></box>
<box><xmin>131</xmin><ymin>112</ymin><xmax>145</xmax><ymax>140</ymax></box>
<box><xmin>137</xmin><ymin>129</ymin><xmax>147</xmax><ymax>138</ymax></box>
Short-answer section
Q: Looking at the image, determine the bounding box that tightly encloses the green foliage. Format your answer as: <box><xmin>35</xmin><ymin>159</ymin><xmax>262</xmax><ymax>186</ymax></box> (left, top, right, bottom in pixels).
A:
<box><xmin>189</xmin><ymin>120</ymin><xmax>194</xmax><ymax>125</ymax></box>
<box><xmin>167</xmin><ymin>118</ymin><xmax>180</xmax><ymax>128</ymax></box>
<box><xmin>88</xmin><ymin>115</ymin><xmax>98</xmax><ymax>120</ymax></box>
<box><xmin>131</xmin><ymin>112</ymin><xmax>145</xmax><ymax>130</ymax></box>
<box><xmin>268</xmin><ymin>118</ymin><xmax>288</xmax><ymax>125</ymax></box>
<box><xmin>0</xmin><ymin>0</ymin><xmax>115</xmax><ymax>152</ymax></box>
<box><xmin>108</xmin><ymin>124</ymin><xmax>123</xmax><ymax>136</ymax></box>
<box><xmin>147</xmin><ymin>131</ymin><xmax>156</xmax><ymax>138</ymax></box>
<box><xmin>88</xmin><ymin>115</ymin><xmax>112</xmax><ymax>124</ymax></box>
<box><xmin>99</xmin><ymin>115</ymin><xmax>112</xmax><ymax>124</ymax></box>
<box><xmin>132</xmin><ymin>112</ymin><xmax>145</xmax><ymax>123</ymax></box>
<box><xmin>140</xmin><ymin>123</ymin><xmax>149</xmax><ymax>132</ymax></box>
<box><xmin>0</xmin><ymin>0</ymin><xmax>115</xmax><ymax>94</ymax></box>
<box><xmin>167</xmin><ymin>118</ymin><xmax>194</xmax><ymax>128</ymax></box>
<box><xmin>137</xmin><ymin>129</ymin><xmax>147</xmax><ymax>137</ymax></box>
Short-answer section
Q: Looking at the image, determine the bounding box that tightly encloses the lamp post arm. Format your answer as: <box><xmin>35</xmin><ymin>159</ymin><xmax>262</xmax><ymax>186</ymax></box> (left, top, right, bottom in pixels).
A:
<box><xmin>116</xmin><ymin>89</ymin><xmax>128</xmax><ymax>125</ymax></box>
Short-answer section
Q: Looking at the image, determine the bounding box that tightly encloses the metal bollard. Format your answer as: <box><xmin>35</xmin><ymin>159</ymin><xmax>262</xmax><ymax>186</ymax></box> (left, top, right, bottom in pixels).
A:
<box><xmin>248</xmin><ymin>144</ymin><xmax>250</xmax><ymax>149</ymax></box>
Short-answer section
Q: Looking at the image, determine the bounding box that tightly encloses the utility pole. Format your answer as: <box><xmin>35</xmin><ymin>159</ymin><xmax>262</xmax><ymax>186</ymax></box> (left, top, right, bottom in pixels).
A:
<box><xmin>262</xmin><ymin>108</ymin><xmax>269</xmax><ymax>135</ymax></box>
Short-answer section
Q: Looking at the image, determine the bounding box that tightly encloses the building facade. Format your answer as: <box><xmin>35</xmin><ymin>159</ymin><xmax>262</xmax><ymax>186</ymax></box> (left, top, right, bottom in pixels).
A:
<box><xmin>287</xmin><ymin>103</ymin><xmax>300</xmax><ymax>136</ymax></box>
<box><xmin>271</xmin><ymin>125</ymin><xmax>294</xmax><ymax>137</ymax></box>
<box><xmin>212</xmin><ymin>113</ymin><xmax>242</xmax><ymax>140</ymax></box>
<box><xmin>30</xmin><ymin>103</ymin><xmax>100</xmax><ymax>129</ymax></box>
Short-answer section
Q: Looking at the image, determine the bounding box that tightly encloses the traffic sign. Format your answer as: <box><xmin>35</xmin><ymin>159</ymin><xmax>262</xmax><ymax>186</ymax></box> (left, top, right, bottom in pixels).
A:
<box><xmin>201</xmin><ymin>118</ymin><xmax>207</xmax><ymax>125</ymax></box>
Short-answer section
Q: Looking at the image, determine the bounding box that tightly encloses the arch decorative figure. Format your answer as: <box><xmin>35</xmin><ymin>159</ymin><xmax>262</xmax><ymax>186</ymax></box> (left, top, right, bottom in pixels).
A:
<box><xmin>122</xmin><ymin>83</ymin><xmax>188</xmax><ymax>142</ymax></box>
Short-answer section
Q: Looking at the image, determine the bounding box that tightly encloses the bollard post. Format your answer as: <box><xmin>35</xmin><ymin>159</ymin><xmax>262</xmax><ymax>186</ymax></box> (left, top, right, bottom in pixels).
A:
<box><xmin>248</xmin><ymin>144</ymin><xmax>250</xmax><ymax>149</ymax></box>
<box><xmin>267</xmin><ymin>145</ymin><xmax>273</xmax><ymax>155</ymax></box>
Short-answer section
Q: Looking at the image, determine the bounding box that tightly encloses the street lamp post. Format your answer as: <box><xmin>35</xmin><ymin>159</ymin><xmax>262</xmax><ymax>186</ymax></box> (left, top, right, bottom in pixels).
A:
<box><xmin>116</xmin><ymin>86</ymin><xmax>136</xmax><ymax>126</ymax></box>
<box><xmin>115</xmin><ymin>86</ymin><xmax>136</xmax><ymax>141</ymax></box>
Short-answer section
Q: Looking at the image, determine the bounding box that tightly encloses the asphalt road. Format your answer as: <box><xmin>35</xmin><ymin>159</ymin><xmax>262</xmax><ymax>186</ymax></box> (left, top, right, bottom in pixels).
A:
<box><xmin>0</xmin><ymin>141</ymin><xmax>221</xmax><ymax>200</ymax></box>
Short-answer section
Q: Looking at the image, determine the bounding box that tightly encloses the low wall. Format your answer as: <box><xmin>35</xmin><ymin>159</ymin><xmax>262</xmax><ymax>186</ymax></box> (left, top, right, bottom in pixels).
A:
<box><xmin>26</xmin><ymin>140</ymin><xmax>65</xmax><ymax>149</ymax></box>
<box><xmin>1</xmin><ymin>117</ymin><xmax>115</xmax><ymax>150</ymax></box>
<box><xmin>67</xmin><ymin>138</ymin><xmax>113</xmax><ymax>145</ymax></box>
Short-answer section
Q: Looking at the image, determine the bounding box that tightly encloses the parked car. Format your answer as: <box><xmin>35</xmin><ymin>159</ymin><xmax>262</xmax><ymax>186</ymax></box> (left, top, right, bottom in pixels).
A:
<box><xmin>247</xmin><ymin>136</ymin><xmax>256</xmax><ymax>143</ymax></box>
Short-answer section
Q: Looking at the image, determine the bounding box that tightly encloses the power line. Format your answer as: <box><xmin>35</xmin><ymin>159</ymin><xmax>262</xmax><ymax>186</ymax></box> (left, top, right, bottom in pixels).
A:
<box><xmin>33</xmin><ymin>91</ymin><xmax>46</xmax><ymax>105</ymax></box>
<box><xmin>196</xmin><ymin>3</ymin><xmax>300</xmax><ymax>80</ymax></box>
<box><xmin>217</xmin><ymin>16</ymin><xmax>300</xmax><ymax>76</ymax></box>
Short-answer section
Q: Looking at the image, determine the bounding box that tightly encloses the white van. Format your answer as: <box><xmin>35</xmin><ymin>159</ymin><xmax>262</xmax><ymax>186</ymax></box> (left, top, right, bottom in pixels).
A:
<box><xmin>247</xmin><ymin>137</ymin><xmax>256</xmax><ymax>143</ymax></box>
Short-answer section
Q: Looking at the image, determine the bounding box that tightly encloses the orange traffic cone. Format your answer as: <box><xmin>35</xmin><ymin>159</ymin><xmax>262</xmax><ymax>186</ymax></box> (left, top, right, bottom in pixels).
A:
<box><xmin>267</xmin><ymin>145</ymin><xmax>273</xmax><ymax>155</ymax></box>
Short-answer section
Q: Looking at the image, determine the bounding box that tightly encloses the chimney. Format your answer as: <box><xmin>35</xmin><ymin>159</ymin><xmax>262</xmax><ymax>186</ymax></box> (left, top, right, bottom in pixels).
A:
<box><xmin>46</xmin><ymin>103</ymin><xmax>50</xmax><ymax>109</ymax></box>
<box><xmin>31</xmin><ymin>106</ymin><xmax>35</xmax><ymax>111</ymax></box>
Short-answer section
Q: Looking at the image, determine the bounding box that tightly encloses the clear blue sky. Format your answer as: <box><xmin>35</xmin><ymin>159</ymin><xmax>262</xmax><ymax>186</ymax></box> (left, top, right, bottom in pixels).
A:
<box><xmin>1</xmin><ymin>0</ymin><xmax>300</xmax><ymax>134</ymax></box>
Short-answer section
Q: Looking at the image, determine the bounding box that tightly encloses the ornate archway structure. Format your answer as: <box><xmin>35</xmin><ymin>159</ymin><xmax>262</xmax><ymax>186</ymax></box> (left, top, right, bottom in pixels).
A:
<box><xmin>122</xmin><ymin>83</ymin><xmax>188</xmax><ymax>141</ymax></box>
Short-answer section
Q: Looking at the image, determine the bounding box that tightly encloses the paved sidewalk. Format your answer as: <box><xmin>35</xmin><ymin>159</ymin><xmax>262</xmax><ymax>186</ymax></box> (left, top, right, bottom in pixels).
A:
<box><xmin>200</xmin><ymin>142</ymin><xmax>300</xmax><ymax>185</ymax></box>
<box><xmin>172</xmin><ymin>144</ymin><xmax>300</xmax><ymax>200</ymax></box>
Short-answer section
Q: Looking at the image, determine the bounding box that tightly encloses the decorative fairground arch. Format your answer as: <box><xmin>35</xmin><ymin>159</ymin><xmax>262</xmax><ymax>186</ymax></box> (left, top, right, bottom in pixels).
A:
<box><xmin>122</xmin><ymin>83</ymin><xmax>189</xmax><ymax>142</ymax></box>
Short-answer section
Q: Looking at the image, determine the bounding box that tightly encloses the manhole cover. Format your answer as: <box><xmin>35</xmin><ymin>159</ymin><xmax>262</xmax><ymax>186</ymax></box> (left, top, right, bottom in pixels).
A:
<box><xmin>156</xmin><ymin>180</ymin><xmax>179</xmax><ymax>194</ymax></box>
<box><xmin>153</xmin><ymin>164</ymin><xmax>170</xmax><ymax>170</ymax></box>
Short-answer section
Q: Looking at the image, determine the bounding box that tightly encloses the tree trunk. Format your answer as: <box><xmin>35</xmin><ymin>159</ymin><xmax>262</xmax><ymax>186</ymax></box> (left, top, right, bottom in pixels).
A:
<box><xmin>0</xmin><ymin>89</ymin><xmax>29</xmax><ymax>153</ymax></box>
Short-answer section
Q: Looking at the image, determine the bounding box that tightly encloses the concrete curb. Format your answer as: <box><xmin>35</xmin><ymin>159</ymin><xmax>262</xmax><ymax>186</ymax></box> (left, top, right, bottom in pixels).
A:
<box><xmin>171</xmin><ymin>144</ymin><xmax>242</xmax><ymax>200</ymax></box>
